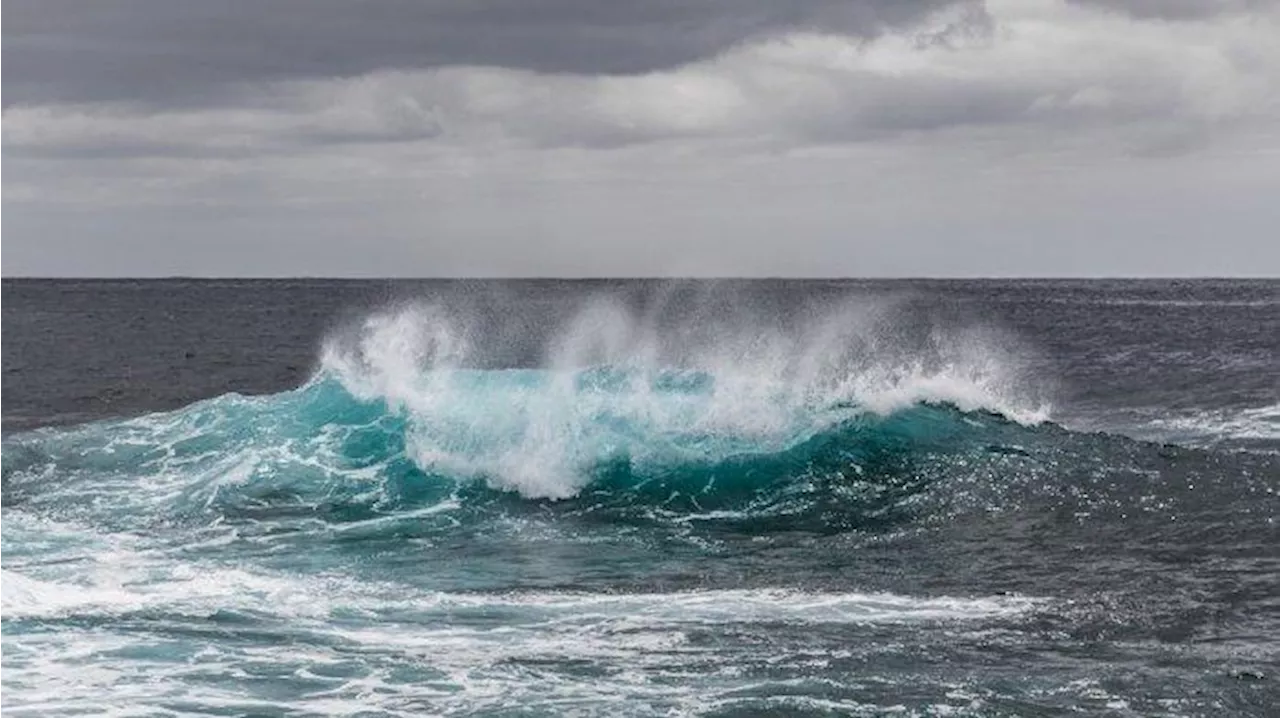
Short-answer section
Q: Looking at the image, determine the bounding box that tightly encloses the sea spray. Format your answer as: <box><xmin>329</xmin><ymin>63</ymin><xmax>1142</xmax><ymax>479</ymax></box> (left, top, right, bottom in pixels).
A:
<box><xmin>316</xmin><ymin>290</ymin><xmax>1049</xmax><ymax>498</ymax></box>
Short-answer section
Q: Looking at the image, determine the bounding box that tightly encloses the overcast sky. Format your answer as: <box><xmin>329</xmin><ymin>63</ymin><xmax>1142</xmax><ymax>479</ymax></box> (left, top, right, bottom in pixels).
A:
<box><xmin>4</xmin><ymin>0</ymin><xmax>1279</xmax><ymax>276</ymax></box>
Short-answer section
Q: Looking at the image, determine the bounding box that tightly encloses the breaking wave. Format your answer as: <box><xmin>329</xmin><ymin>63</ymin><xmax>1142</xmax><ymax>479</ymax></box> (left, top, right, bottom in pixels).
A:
<box><xmin>0</xmin><ymin>294</ymin><xmax>1062</xmax><ymax>529</ymax></box>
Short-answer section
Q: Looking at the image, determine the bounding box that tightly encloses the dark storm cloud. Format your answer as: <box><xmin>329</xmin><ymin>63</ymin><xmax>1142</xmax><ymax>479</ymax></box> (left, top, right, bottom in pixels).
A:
<box><xmin>8</xmin><ymin>0</ymin><xmax>1275</xmax><ymax>162</ymax></box>
<box><xmin>3</xmin><ymin>0</ymin><xmax>961</xmax><ymax>107</ymax></box>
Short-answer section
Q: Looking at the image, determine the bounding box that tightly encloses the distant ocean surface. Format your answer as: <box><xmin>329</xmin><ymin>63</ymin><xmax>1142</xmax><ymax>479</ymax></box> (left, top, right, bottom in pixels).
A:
<box><xmin>3</xmin><ymin>279</ymin><xmax>1278</xmax><ymax>717</ymax></box>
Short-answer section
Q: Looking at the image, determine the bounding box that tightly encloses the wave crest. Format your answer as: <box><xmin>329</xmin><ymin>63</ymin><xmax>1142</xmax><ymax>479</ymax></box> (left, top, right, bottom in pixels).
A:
<box><xmin>317</xmin><ymin>295</ymin><xmax>1048</xmax><ymax>498</ymax></box>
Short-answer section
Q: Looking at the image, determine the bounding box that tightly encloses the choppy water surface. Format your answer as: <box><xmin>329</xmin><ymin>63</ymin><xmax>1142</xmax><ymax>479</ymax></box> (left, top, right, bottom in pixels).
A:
<box><xmin>3</xmin><ymin>279</ymin><xmax>1278</xmax><ymax>716</ymax></box>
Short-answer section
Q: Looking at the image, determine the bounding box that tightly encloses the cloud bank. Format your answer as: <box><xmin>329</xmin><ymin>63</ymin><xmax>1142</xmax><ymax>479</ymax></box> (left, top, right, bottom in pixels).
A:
<box><xmin>3</xmin><ymin>0</ymin><xmax>1279</xmax><ymax>276</ymax></box>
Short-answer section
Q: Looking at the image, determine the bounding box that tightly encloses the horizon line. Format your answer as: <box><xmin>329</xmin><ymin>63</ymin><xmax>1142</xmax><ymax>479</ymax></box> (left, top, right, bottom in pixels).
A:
<box><xmin>2</xmin><ymin>275</ymin><xmax>1278</xmax><ymax>282</ymax></box>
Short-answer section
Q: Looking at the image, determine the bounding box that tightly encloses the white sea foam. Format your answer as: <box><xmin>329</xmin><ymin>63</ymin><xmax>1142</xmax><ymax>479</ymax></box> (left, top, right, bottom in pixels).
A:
<box><xmin>2</xmin><ymin>516</ymin><xmax>1042</xmax><ymax>715</ymax></box>
<box><xmin>2</xmin><ymin>554</ymin><xmax>1040</xmax><ymax>625</ymax></box>
<box><xmin>3</xmin><ymin>552</ymin><xmax>1043</xmax><ymax>717</ymax></box>
<box><xmin>1143</xmin><ymin>403</ymin><xmax>1280</xmax><ymax>446</ymax></box>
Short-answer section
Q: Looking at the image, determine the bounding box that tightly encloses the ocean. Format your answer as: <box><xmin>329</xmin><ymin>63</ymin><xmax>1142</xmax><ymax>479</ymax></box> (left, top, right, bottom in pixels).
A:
<box><xmin>2</xmin><ymin>278</ymin><xmax>1277</xmax><ymax>717</ymax></box>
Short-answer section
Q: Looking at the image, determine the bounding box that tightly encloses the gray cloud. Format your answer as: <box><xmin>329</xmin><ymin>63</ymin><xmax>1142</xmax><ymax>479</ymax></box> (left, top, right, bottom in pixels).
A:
<box><xmin>1069</xmin><ymin>0</ymin><xmax>1274</xmax><ymax>20</ymax></box>
<box><xmin>3</xmin><ymin>0</ymin><xmax>960</xmax><ymax>107</ymax></box>
<box><xmin>3</xmin><ymin>0</ymin><xmax>1279</xmax><ymax>277</ymax></box>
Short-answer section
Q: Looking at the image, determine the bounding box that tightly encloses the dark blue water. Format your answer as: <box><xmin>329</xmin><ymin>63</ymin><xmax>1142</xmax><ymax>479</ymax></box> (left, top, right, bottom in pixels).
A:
<box><xmin>2</xmin><ymin>279</ymin><xmax>1278</xmax><ymax>716</ymax></box>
